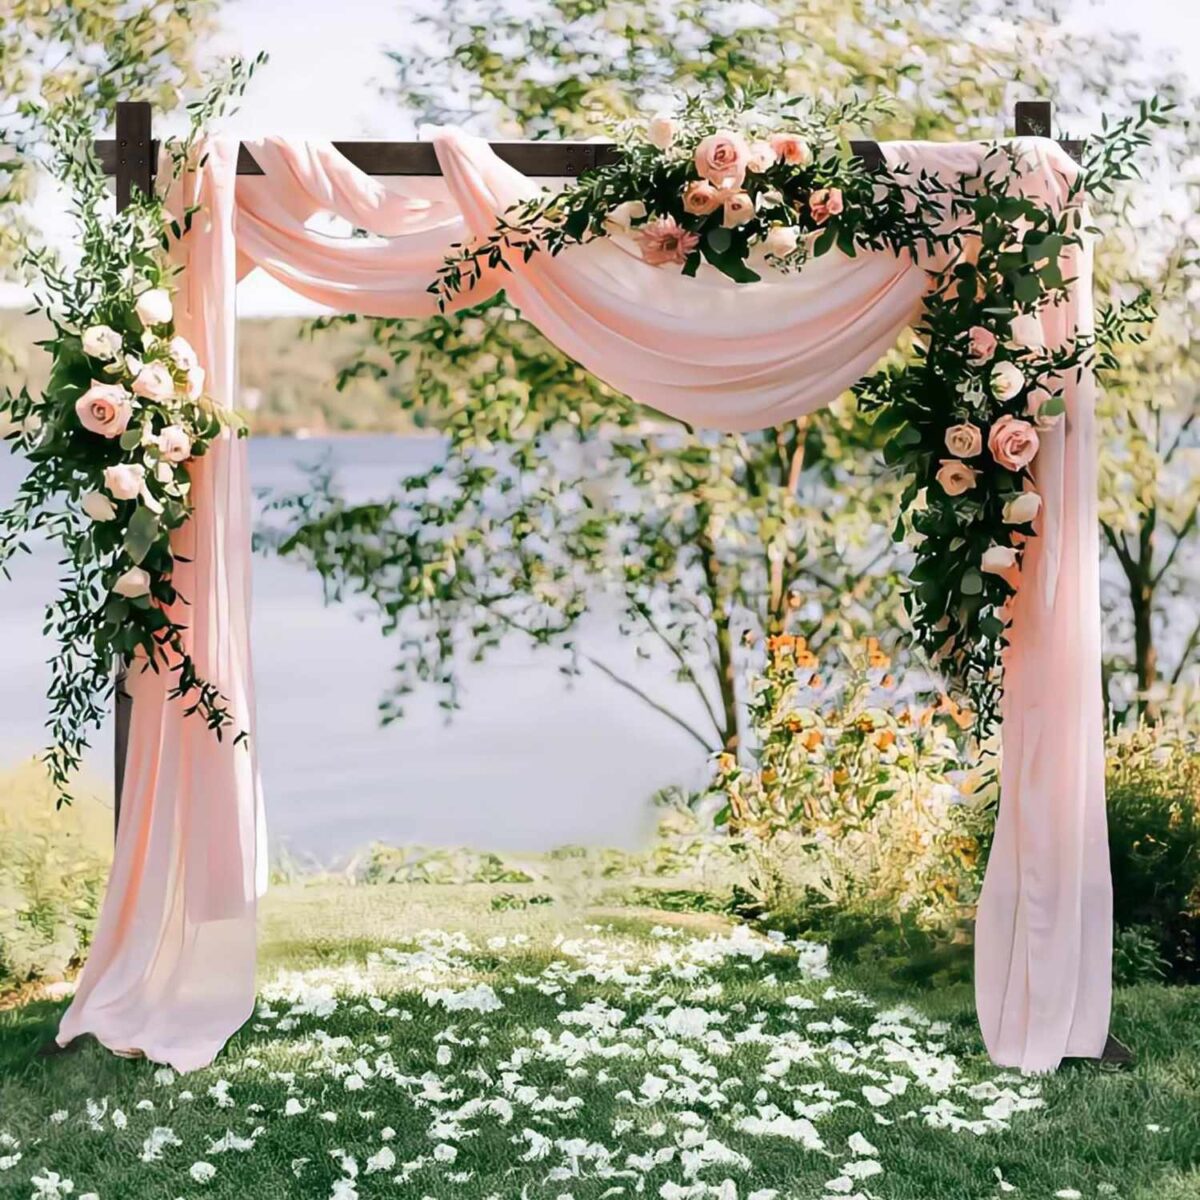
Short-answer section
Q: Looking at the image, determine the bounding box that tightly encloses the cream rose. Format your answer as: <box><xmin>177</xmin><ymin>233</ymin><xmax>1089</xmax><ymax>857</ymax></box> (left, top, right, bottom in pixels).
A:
<box><xmin>167</xmin><ymin>335</ymin><xmax>199</xmax><ymax>371</ymax></box>
<box><xmin>981</xmin><ymin>545</ymin><xmax>1019</xmax><ymax>575</ymax></box>
<box><xmin>682</xmin><ymin>180</ymin><xmax>722</xmax><ymax>216</ymax></box>
<box><xmin>647</xmin><ymin>114</ymin><xmax>676</xmax><ymax>150</ymax></box>
<box><xmin>990</xmin><ymin>361</ymin><xmax>1026</xmax><ymax>402</ymax></box>
<box><xmin>135</xmin><ymin>288</ymin><xmax>173</xmax><ymax>328</ymax></box>
<box><xmin>769</xmin><ymin>133</ymin><xmax>812</xmax><ymax>166</ymax></box>
<box><xmin>1003</xmin><ymin>490</ymin><xmax>1042</xmax><ymax>525</ymax></box>
<box><xmin>987</xmin><ymin>414</ymin><xmax>1040</xmax><ymax>471</ymax></box>
<box><xmin>132</xmin><ymin>361</ymin><xmax>176</xmax><ymax>401</ymax></box>
<box><xmin>156</xmin><ymin>425</ymin><xmax>192</xmax><ymax>463</ymax></box>
<box><xmin>763</xmin><ymin>226</ymin><xmax>800</xmax><ymax>258</ymax></box>
<box><xmin>82</xmin><ymin>325</ymin><xmax>124</xmax><ymax>361</ymax></box>
<box><xmin>721</xmin><ymin>190</ymin><xmax>756</xmax><ymax>228</ymax></box>
<box><xmin>1026</xmin><ymin>386</ymin><xmax>1064</xmax><ymax>428</ymax></box>
<box><xmin>746</xmin><ymin>139</ymin><xmax>775</xmax><ymax>173</ymax></box>
<box><xmin>81</xmin><ymin>491</ymin><xmax>118</xmax><ymax>522</ymax></box>
<box><xmin>112</xmin><ymin>566</ymin><xmax>152</xmax><ymax>599</ymax></box>
<box><xmin>605</xmin><ymin>200</ymin><xmax>647</xmax><ymax>232</ymax></box>
<box><xmin>75</xmin><ymin>382</ymin><xmax>133</xmax><ymax>438</ymax></box>
<box><xmin>693</xmin><ymin>130</ymin><xmax>750</xmax><ymax>187</ymax></box>
<box><xmin>944</xmin><ymin>422</ymin><xmax>982</xmax><ymax>458</ymax></box>
<box><xmin>103</xmin><ymin>462</ymin><xmax>147</xmax><ymax>501</ymax></box>
<box><xmin>185</xmin><ymin>365</ymin><xmax>205</xmax><ymax>401</ymax></box>
<box><xmin>935</xmin><ymin>458</ymin><xmax>980</xmax><ymax>497</ymax></box>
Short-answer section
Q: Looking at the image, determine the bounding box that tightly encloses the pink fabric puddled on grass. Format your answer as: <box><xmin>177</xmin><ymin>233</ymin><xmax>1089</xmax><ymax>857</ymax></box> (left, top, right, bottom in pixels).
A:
<box><xmin>59</xmin><ymin>130</ymin><xmax>1108</xmax><ymax>1074</ymax></box>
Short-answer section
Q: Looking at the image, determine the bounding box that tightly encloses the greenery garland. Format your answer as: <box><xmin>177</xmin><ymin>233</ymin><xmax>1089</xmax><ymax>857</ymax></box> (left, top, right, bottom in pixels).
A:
<box><xmin>0</xmin><ymin>58</ymin><xmax>264</xmax><ymax>804</ymax></box>
<box><xmin>433</xmin><ymin>94</ymin><xmax>1165</xmax><ymax>735</ymax></box>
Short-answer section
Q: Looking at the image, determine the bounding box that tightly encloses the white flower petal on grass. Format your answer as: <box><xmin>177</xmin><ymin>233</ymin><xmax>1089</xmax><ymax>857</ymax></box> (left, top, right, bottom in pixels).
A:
<box><xmin>330</xmin><ymin>1180</ymin><xmax>359</xmax><ymax>1200</ymax></box>
<box><xmin>735</xmin><ymin>1109</ymin><xmax>824</xmax><ymax>1151</ymax></box>
<box><xmin>140</xmin><ymin>1127</ymin><xmax>182</xmax><ymax>1162</ymax></box>
<box><xmin>0</xmin><ymin>1154</ymin><xmax>20</xmax><ymax>1171</ymax></box>
<box><xmin>1054</xmin><ymin>1191</ymin><xmax>1083</xmax><ymax>1200</ymax></box>
<box><xmin>189</xmin><ymin>1160</ymin><xmax>216</xmax><ymax>1183</ymax></box>
<box><xmin>30</xmin><ymin>1171</ymin><xmax>74</xmax><ymax>1199</ymax></box>
<box><xmin>862</xmin><ymin>1086</ymin><xmax>893</xmax><ymax>1107</ymax></box>
<box><xmin>847</xmin><ymin>1133</ymin><xmax>878</xmax><ymax>1157</ymax></box>
<box><xmin>365</xmin><ymin>1146</ymin><xmax>396</xmax><ymax>1174</ymax></box>
<box><xmin>843</xmin><ymin>1159</ymin><xmax>883</xmax><ymax>1180</ymax></box>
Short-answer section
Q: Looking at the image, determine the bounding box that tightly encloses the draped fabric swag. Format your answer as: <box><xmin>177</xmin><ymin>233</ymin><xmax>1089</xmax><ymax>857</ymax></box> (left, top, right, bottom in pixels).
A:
<box><xmin>57</xmin><ymin>129</ymin><xmax>1110</xmax><ymax>1075</ymax></box>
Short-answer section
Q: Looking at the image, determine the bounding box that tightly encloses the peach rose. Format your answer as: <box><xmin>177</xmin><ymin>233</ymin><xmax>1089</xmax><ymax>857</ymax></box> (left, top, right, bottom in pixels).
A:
<box><xmin>944</xmin><ymin>422</ymin><xmax>982</xmax><ymax>458</ymax></box>
<box><xmin>769</xmin><ymin>133</ymin><xmax>812</xmax><ymax>166</ymax></box>
<box><xmin>987</xmin><ymin>414</ymin><xmax>1040</xmax><ymax>471</ymax></box>
<box><xmin>746</xmin><ymin>139</ymin><xmax>775</xmax><ymax>173</ymax></box>
<box><xmin>636</xmin><ymin>216</ymin><xmax>700</xmax><ymax>266</ymax></box>
<box><xmin>694</xmin><ymin>130</ymin><xmax>750</xmax><ymax>187</ymax></box>
<box><xmin>721</xmin><ymin>190</ymin><xmax>756</xmax><ymax>228</ymax></box>
<box><xmin>935</xmin><ymin>459</ymin><xmax>980</xmax><ymax>497</ymax></box>
<box><xmin>135</xmin><ymin>288</ymin><xmax>172</xmax><ymax>328</ymax></box>
<box><xmin>967</xmin><ymin>325</ymin><xmax>997</xmax><ymax>364</ymax></box>
<box><xmin>75</xmin><ymin>381</ymin><xmax>133</xmax><ymax>438</ymax></box>
<box><xmin>682</xmin><ymin>180</ymin><xmax>722</xmax><ymax>216</ymax></box>
<box><xmin>1003</xmin><ymin>490</ymin><xmax>1042</xmax><ymax>525</ymax></box>
<box><xmin>103</xmin><ymin>462</ymin><xmax>146</xmax><ymax>501</ymax></box>
<box><xmin>132</xmin><ymin>361</ymin><xmax>175</xmax><ymax>401</ymax></box>
<box><xmin>156</xmin><ymin>425</ymin><xmax>192</xmax><ymax>463</ymax></box>
<box><xmin>112</xmin><ymin>566</ymin><xmax>152</xmax><ymax>598</ymax></box>
<box><xmin>809</xmin><ymin>187</ymin><xmax>843</xmax><ymax>224</ymax></box>
<box><xmin>981</xmin><ymin>545</ymin><xmax>1019</xmax><ymax>575</ymax></box>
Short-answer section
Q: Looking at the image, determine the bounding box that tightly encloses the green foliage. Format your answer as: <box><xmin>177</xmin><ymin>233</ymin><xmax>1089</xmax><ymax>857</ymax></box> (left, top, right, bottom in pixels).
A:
<box><xmin>361</xmin><ymin>843</ymin><xmax>538</xmax><ymax>885</ymax></box>
<box><xmin>1106</xmin><ymin>720</ymin><xmax>1200</xmax><ymax>979</ymax></box>
<box><xmin>1112</xmin><ymin>924</ymin><xmax>1170</xmax><ymax>987</ymax></box>
<box><xmin>0</xmin><ymin>764</ymin><xmax>110</xmax><ymax>992</ymax></box>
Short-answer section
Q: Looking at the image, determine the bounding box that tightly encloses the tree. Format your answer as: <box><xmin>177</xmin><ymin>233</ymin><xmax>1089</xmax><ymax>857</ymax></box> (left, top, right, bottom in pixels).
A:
<box><xmin>0</xmin><ymin>0</ymin><xmax>217</xmax><ymax>361</ymax></box>
<box><xmin>274</xmin><ymin>0</ymin><xmax>1198</xmax><ymax>754</ymax></box>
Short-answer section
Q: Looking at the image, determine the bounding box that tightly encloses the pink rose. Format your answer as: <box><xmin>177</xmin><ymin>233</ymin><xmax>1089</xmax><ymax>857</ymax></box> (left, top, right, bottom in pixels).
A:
<box><xmin>721</xmin><ymin>190</ymin><xmax>756</xmax><ymax>229</ymax></box>
<box><xmin>104</xmin><ymin>462</ymin><xmax>146</xmax><ymax>501</ymax></box>
<box><xmin>75</xmin><ymin>382</ymin><xmax>133</xmax><ymax>438</ymax></box>
<box><xmin>769</xmin><ymin>133</ymin><xmax>812</xmax><ymax>166</ymax></box>
<box><xmin>636</xmin><ymin>217</ymin><xmax>700</xmax><ymax>267</ymax></box>
<box><xmin>809</xmin><ymin>187</ymin><xmax>843</xmax><ymax>224</ymax></box>
<box><xmin>647</xmin><ymin>115</ymin><xmax>676</xmax><ymax>150</ymax></box>
<box><xmin>682</xmin><ymin>180</ymin><xmax>723</xmax><ymax>216</ymax></box>
<box><xmin>746</xmin><ymin>140</ymin><xmax>775</xmax><ymax>173</ymax></box>
<box><xmin>987</xmin><ymin>414</ymin><xmax>1040</xmax><ymax>471</ymax></box>
<box><xmin>967</xmin><ymin>325</ymin><xmax>997</xmax><ymax>364</ymax></box>
<box><xmin>694</xmin><ymin>130</ymin><xmax>750</xmax><ymax>187</ymax></box>
<box><xmin>935</xmin><ymin>459</ymin><xmax>980</xmax><ymax>497</ymax></box>
<box><xmin>156</xmin><ymin>425</ymin><xmax>192</xmax><ymax>463</ymax></box>
<box><xmin>132</xmin><ymin>361</ymin><xmax>175</xmax><ymax>401</ymax></box>
<box><xmin>944</xmin><ymin>423</ymin><xmax>982</xmax><ymax>458</ymax></box>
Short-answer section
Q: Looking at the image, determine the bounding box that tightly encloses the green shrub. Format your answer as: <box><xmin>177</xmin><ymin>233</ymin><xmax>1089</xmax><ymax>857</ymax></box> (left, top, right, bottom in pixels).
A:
<box><xmin>0</xmin><ymin>763</ymin><xmax>111</xmax><ymax>992</ymax></box>
<box><xmin>1106</xmin><ymin>721</ymin><xmax>1200</xmax><ymax>979</ymax></box>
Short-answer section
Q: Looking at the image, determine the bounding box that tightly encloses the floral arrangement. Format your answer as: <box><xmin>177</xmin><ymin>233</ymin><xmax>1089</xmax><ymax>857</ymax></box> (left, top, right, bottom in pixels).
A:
<box><xmin>434</xmin><ymin>94</ymin><xmax>1163</xmax><ymax>734</ymax></box>
<box><xmin>0</xmin><ymin>66</ymin><xmax>262</xmax><ymax>803</ymax></box>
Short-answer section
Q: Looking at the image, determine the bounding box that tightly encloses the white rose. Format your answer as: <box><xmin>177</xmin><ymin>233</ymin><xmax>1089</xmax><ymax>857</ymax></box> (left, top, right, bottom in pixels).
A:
<box><xmin>113</xmin><ymin>566</ymin><xmax>152</xmax><ymax>598</ymax></box>
<box><xmin>647</xmin><ymin>115</ymin><xmax>676</xmax><ymax>150</ymax></box>
<box><xmin>1002</xmin><ymin>490</ymin><xmax>1042</xmax><ymax>525</ymax></box>
<box><xmin>104</xmin><ymin>462</ymin><xmax>146</xmax><ymax>501</ymax></box>
<box><xmin>1008</xmin><ymin>312</ymin><xmax>1044</xmax><ymax>351</ymax></box>
<box><xmin>167</xmin><ymin>335</ymin><xmax>199</xmax><ymax>371</ymax></box>
<box><xmin>81</xmin><ymin>491</ymin><xmax>118</xmax><ymax>522</ymax></box>
<box><xmin>981</xmin><ymin>544</ymin><xmax>1020</xmax><ymax>574</ymax></box>
<box><xmin>132</xmin><ymin>362</ymin><xmax>176</xmax><ymax>401</ymax></box>
<box><xmin>990</xmin><ymin>361</ymin><xmax>1026</xmax><ymax>401</ymax></box>
<box><xmin>82</xmin><ymin>324</ymin><xmax>124</xmax><ymax>360</ymax></box>
<box><xmin>135</xmin><ymin>288</ymin><xmax>173</xmax><ymax>328</ymax></box>
<box><xmin>185</xmin><ymin>364</ymin><xmax>205</xmax><ymax>400</ymax></box>
<box><xmin>763</xmin><ymin>226</ymin><xmax>800</xmax><ymax>258</ymax></box>
<box><xmin>605</xmin><ymin>200</ymin><xmax>647</xmax><ymax>231</ymax></box>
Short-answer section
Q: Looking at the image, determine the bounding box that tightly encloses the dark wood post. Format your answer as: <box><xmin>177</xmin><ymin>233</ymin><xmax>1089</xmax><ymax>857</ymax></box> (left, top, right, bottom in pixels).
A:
<box><xmin>1014</xmin><ymin>100</ymin><xmax>1053</xmax><ymax>139</ymax></box>
<box><xmin>112</xmin><ymin>101</ymin><xmax>154</xmax><ymax>836</ymax></box>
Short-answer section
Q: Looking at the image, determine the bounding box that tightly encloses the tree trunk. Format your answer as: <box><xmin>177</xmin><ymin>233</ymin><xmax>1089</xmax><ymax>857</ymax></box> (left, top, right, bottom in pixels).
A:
<box><xmin>1131</xmin><ymin>576</ymin><xmax>1160</xmax><ymax>722</ymax></box>
<box><xmin>697</xmin><ymin>522</ymin><xmax>739</xmax><ymax>754</ymax></box>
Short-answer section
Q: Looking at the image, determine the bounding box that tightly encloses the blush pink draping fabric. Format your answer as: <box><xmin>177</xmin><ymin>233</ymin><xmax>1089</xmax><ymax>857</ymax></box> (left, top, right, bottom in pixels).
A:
<box><xmin>59</xmin><ymin>129</ymin><xmax>1109</xmax><ymax>1074</ymax></box>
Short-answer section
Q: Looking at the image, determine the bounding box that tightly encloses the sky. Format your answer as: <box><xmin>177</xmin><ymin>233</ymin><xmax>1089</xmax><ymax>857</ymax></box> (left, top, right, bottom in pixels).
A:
<box><xmin>2</xmin><ymin>0</ymin><xmax>1198</xmax><ymax>315</ymax></box>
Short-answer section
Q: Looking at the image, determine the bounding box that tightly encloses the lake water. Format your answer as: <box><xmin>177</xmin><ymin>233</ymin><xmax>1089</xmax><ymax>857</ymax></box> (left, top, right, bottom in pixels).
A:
<box><xmin>0</xmin><ymin>436</ymin><xmax>713</xmax><ymax>861</ymax></box>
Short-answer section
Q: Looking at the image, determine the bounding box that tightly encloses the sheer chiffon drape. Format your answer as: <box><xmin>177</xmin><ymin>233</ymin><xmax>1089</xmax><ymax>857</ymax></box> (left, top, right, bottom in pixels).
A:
<box><xmin>58</xmin><ymin>129</ymin><xmax>1109</xmax><ymax>1074</ymax></box>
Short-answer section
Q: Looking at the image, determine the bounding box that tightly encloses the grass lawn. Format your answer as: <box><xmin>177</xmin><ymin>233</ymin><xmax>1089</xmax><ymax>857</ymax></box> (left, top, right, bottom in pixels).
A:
<box><xmin>1</xmin><ymin>880</ymin><xmax>1199</xmax><ymax>1200</ymax></box>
